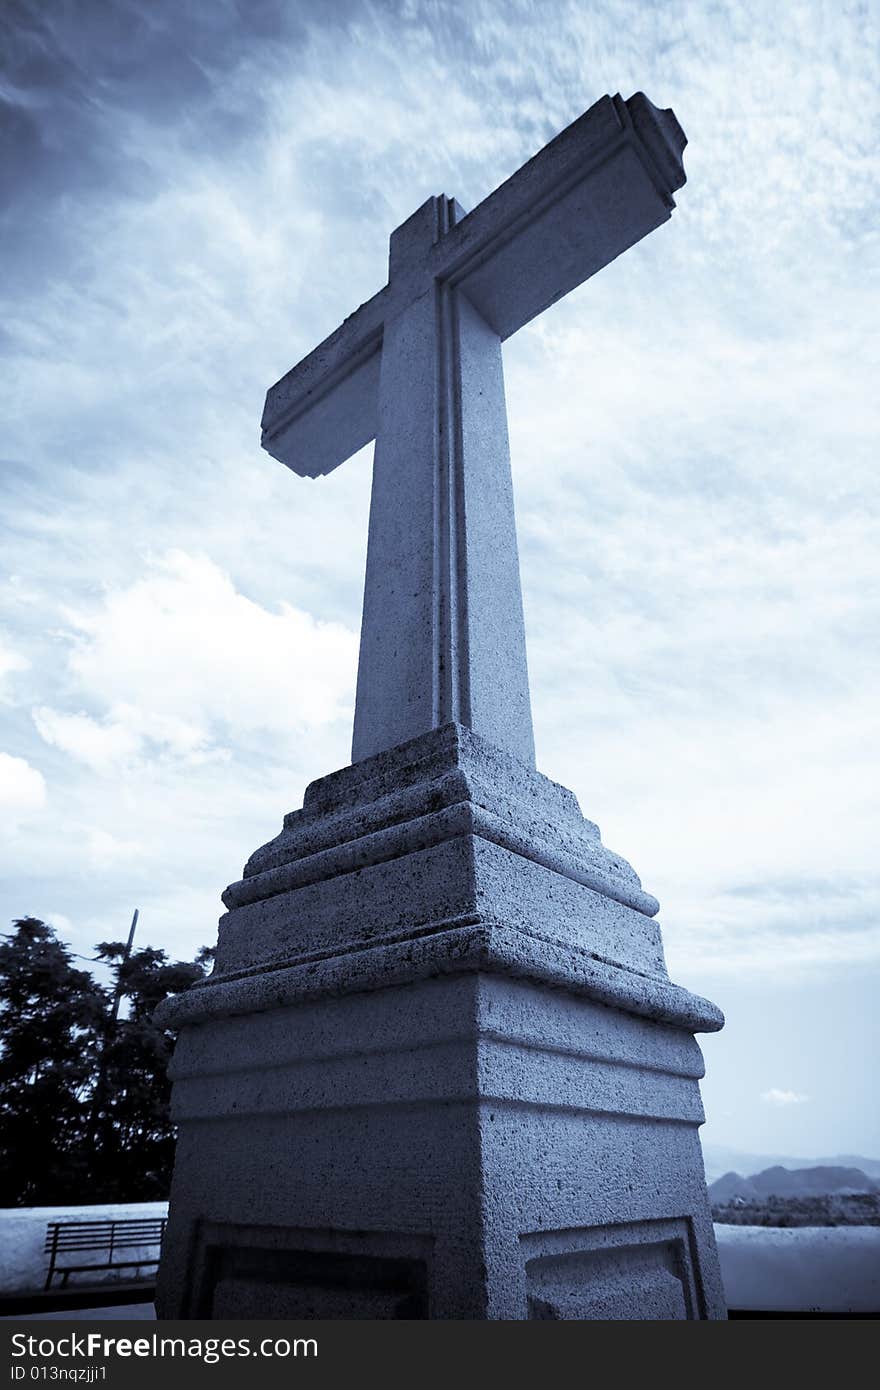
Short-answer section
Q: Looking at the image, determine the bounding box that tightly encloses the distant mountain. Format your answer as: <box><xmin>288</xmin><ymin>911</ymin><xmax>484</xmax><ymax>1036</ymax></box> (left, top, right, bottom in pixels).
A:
<box><xmin>702</xmin><ymin>1142</ymin><xmax>880</xmax><ymax>1185</ymax></box>
<box><xmin>707</xmin><ymin>1171</ymin><xmax>759</xmax><ymax>1202</ymax></box>
<box><xmin>749</xmin><ymin>1165</ymin><xmax>877</xmax><ymax>1197</ymax></box>
<box><xmin>814</xmin><ymin>1154</ymin><xmax>880</xmax><ymax>1180</ymax></box>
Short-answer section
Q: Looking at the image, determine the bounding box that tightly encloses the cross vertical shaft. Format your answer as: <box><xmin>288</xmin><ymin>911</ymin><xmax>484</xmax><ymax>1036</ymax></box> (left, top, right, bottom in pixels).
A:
<box><xmin>261</xmin><ymin>92</ymin><xmax>690</xmax><ymax>771</ymax></box>
<box><xmin>353</xmin><ymin>197</ymin><xmax>535</xmax><ymax>766</ymax></box>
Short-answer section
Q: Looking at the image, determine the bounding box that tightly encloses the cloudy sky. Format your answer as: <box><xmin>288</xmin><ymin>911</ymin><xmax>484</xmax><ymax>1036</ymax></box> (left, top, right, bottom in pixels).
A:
<box><xmin>2</xmin><ymin>0</ymin><xmax>878</xmax><ymax>1160</ymax></box>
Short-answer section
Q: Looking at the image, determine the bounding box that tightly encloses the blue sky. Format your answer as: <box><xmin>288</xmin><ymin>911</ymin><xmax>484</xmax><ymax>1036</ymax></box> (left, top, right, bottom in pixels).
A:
<box><xmin>1</xmin><ymin>0</ymin><xmax>878</xmax><ymax>1159</ymax></box>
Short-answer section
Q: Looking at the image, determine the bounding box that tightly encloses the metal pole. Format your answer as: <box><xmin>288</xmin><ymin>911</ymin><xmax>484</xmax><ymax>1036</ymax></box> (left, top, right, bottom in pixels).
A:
<box><xmin>88</xmin><ymin>908</ymin><xmax>139</xmax><ymax>1165</ymax></box>
<box><xmin>108</xmin><ymin>908</ymin><xmax>139</xmax><ymax>1025</ymax></box>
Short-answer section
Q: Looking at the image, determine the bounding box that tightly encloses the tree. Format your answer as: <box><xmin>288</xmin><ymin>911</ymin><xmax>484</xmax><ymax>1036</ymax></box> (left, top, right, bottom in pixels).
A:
<box><xmin>0</xmin><ymin>917</ymin><xmax>105</xmax><ymax>1205</ymax></box>
<box><xmin>88</xmin><ymin>941</ymin><xmax>214</xmax><ymax>1202</ymax></box>
<box><xmin>0</xmin><ymin>916</ymin><xmax>213</xmax><ymax>1206</ymax></box>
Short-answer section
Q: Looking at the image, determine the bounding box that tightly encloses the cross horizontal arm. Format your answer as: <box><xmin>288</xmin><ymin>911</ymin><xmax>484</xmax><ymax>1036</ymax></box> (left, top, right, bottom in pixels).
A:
<box><xmin>261</xmin><ymin>92</ymin><xmax>685</xmax><ymax>479</ymax></box>
<box><xmin>430</xmin><ymin>92</ymin><xmax>687</xmax><ymax>340</ymax></box>
<box><xmin>261</xmin><ymin>284</ymin><xmax>388</xmax><ymax>477</ymax></box>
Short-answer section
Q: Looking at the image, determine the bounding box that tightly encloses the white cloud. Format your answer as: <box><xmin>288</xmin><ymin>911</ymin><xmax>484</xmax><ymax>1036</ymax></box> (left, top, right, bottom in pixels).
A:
<box><xmin>14</xmin><ymin>551</ymin><xmax>359</xmax><ymax>959</ymax></box>
<box><xmin>32</xmin><ymin>702</ymin><xmax>224</xmax><ymax>774</ymax></box>
<box><xmin>761</xmin><ymin>1088</ymin><xmax>810</xmax><ymax>1107</ymax></box>
<box><xmin>68</xmin><ymin>549</ymin><xmax>356</xmax><ymax>731</ymax></box>
<box><xmin>86</xmin><ymin>828</ymin><xmax>144</xmax><ymax>871</ymax></box>
<box><xmin>0</xmin><ymin>751</ymin><xmax>47</xmax><ymax>832</ymax></box>
<box><xmin>44</xmin><ymin>911</ymin><xmax>73</xmax><ymax>935</ymax></box>
<box><xmin>0</xmin><ymin>633</ymin><xmax>29</xmax><ymax>700</ymax></box>
<box><xmin>32</xmin><ymin>550</ymin><xmax>358</xmax><ymax>774</ymax></box>
<box><xmin>661</xmin><ymin>878</ymin><xmax>880</xmax><ymax>980</ymax></box>
<box><xmin>33</xmin><ymin>707</ymin><xmax>144</xmax><ymax>773</ymax></box>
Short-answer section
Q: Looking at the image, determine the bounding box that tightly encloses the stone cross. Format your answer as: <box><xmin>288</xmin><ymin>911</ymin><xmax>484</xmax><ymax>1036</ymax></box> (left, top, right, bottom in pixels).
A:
<box><xmin>261</xmin><ymin>93</ymin><xmax>686</xmax><ymax>768</ymax></box>
<box><xmin>159</xmin><ymin>94</ymin><xmax>728</xmax><ymax>1322</ymax></box>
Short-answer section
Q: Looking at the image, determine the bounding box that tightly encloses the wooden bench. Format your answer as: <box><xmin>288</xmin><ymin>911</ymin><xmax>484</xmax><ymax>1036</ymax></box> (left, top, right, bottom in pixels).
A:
<box><xmin>44</xmin><ymin>1217</ymin><xmax>167</xmax><ymax>1290</ymax></box>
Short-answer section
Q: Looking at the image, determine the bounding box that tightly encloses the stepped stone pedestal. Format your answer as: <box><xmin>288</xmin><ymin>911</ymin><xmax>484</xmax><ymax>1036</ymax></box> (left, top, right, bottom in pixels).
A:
<box><xmin>156</xmin><ymin>724</ymin><xmax>726</xmax><ymax>1319</ymax></box>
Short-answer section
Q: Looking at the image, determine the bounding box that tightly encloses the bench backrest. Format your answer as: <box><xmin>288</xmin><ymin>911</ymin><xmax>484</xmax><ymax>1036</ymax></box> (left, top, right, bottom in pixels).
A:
<box><xmin>45</xmin><ymin>1217</ymin><xmax>167</xmax><ymax>1256</ymax></box>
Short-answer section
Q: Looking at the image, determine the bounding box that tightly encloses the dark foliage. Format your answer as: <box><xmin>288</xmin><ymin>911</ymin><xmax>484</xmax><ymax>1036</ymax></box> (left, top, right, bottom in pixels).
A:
<box><xmin>0</xmin><ymin>917</ymin><xmax>104</xmax><ymax>1205</ymax></box>
<box><xmin>0</xmin><ymin>917</ymin><xmax>212</xmax><ymax>1206</ymax></box>
<box><xmin>712</xmin><ymin>1193</ymin><xmax>880</xmax><ymax>1227</ymax></box>
<box><xmin>86</xmin><ymin>940</ymin><xmax>214</xmax><ymax>1203</ymax></box>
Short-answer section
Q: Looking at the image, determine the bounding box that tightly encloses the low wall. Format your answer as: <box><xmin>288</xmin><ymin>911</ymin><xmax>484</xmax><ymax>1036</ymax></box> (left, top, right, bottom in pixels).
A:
<box><xmin>714</xmin><ymin>1223</ymin><xmax>880</xmax><ymax>1313</ymax></box>
<box><xmin>2</xmin><ymin>1208</ymin><xmax>878</xmax><ymax>1311</ymax></box>
<box><xmin>0</xmin><ymin>1202</ymin><xmax>168</xmax><ymax>1294</ymax></box>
